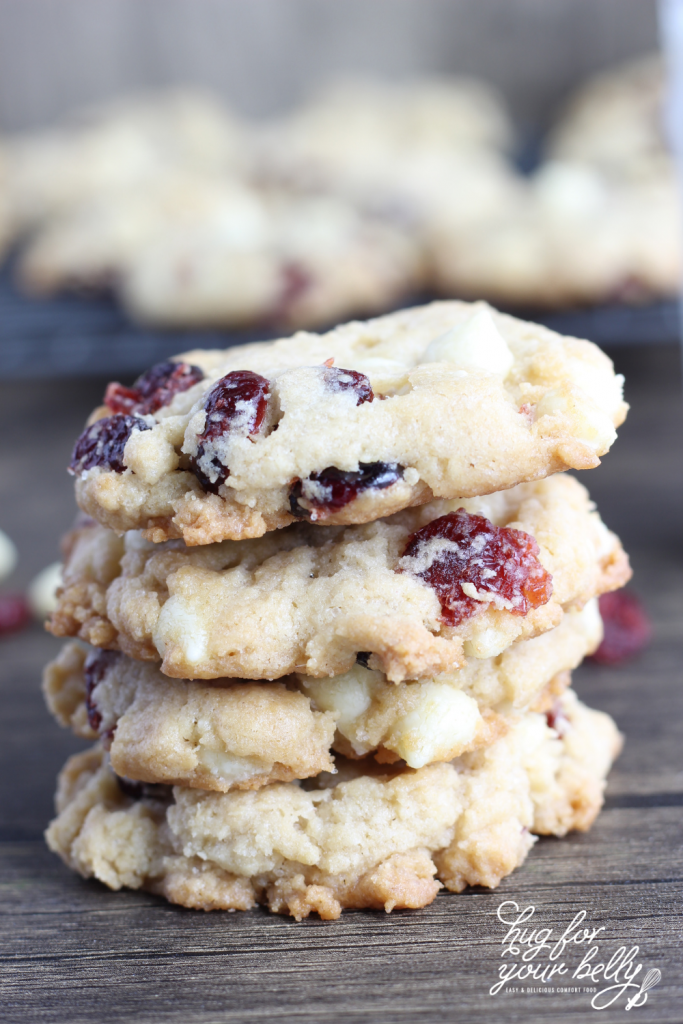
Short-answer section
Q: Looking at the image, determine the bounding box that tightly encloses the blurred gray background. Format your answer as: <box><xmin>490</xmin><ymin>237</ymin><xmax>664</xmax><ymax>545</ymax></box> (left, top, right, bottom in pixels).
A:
<box><xmin>0</xmin><ymin>0</ymin><xmax>661</xmax><ymax>134</ymax></box>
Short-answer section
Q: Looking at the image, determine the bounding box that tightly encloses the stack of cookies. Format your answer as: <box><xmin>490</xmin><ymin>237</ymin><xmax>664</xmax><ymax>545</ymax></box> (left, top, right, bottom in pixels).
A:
<box><xmin>44</xmin><ymin>300</ymin><xmax>630</xmax><ymax>920</ymax></box>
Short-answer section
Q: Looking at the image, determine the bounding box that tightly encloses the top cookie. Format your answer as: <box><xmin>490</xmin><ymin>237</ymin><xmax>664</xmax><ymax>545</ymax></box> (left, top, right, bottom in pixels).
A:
<box><xmin>69</xmin><ymin>301</ymin><xmax>627</xmax><ymax>545</ymax></box>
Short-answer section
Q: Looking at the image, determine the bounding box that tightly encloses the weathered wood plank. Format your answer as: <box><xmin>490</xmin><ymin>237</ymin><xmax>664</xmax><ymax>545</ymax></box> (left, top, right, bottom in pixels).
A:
<box><xmin>0</xmin><ymin>0</ymin><xmax>659</xmax><ymax>132</ymax></box>
<box><xmin>0</xmin><ymin>341</ymin><xmax>681</xmax><ymax>1023</ymax></box>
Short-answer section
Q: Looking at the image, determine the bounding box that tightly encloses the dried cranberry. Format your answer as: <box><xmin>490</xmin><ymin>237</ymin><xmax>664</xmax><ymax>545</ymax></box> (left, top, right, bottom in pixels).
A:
<box><xmin>104</xmin><ymin>361</ymin><xmax>204</xmax><ymax>416</ymax></box>
<box><xmin>591</xmin><ymin>590</ymin><xmax>652</xmax><ymax>665</ymax></box>
<box><xmin>84</xmin><ymin>649</ymin><xmax>120</xmax><ymax>733</ymax></box>
<box><xmin>321</xmin><ymin>366</ymin><xmax>374</xmax><ymax>406</ymax></box>
<box><xmin>116</xmin><ymin>776</ymin><xmax>174</xmax><ymax>803</ymax></box>
<box><xmin>190</xmin><ymin>371</ymin><xmax>271</xmax><ymax>493</ymax></box>
<box><xmin>290</xmin><ymin>462</ymin><xmax>403</xmax><ymax>519</ymax></box>
<box><xmin>545</xmin><ymin>700</ymin><xmax>570</xmax><ymax>737</ymax></box>
<box><xmin>399</xmin><ymin>510</ymin><xmax>553</xmax><ymax>627</ymax></box>
<box><xmin>274</xmin><ymin>263</ymin><xmax>313</xmax><ymax>321</ymax></box>
<box><xmin>0</xmin><ymin>594</ymin><xmax>31</xmax><ymax>636</ymax></box>
<box><xmin>103</xmin><ymin>383</ymin><xmax>140</xmax><ymax>416</ymax></box>
<box><xmin>68</xmin><ymin>414</ymin><xmax>151</xmax><ymax>475</ymax></box>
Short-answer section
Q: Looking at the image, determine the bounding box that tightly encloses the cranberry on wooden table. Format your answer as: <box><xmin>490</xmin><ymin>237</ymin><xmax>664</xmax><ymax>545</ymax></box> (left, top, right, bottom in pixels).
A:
<box><xmin>0</xmin><ymin>594</ymin><xmax>31</xmax><ymax>636</ymax></box>
<box><xmin>591</xmin><ymin>590</ymin><xmax>652</xmax><ymax>665</ymax></box>
<box><xmin>400</xmin><ymin>509</ymin><xmax>553</xmax><ymax>627</ymax></box>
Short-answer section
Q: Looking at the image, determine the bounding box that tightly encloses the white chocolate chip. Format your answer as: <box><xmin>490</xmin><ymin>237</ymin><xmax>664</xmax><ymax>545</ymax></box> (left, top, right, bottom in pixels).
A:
<box><xmin>28</xmin><ymin>561</ymin><xmax>62</xmax><ymax>619</ymax></box>
<box><xmin>0</xmin><ymin>529</ymin><xmax>18</xmax><ymax>582</ymax></box>
<box><xmin>533</xmin><ymin>161</ymin><xmax>609</xmax><ymax>221</ymax></box>
<box><xmin>423</xmin><ymin>307</ymin><xmax>514</xmax><ymax>376</ymax></box>
<box><xmin>303</xmin><ymin>667</ymin><xmax>376</xmax><ymax>727</ymax></box>
<box><xmin>563</xmin><ymin>359</ymin><xmax>625</xmax><ymax>420</ymax></box>
<box><xmin>535</xmin><ymin>386</ymin><xmax>617</xmax><ymax>451</ymax></box>
<box><xmin>155</xmin><ymin>600</ymin><xmax>208</xmax><ymax>666</ymax></box>
<box><xmin>463</xmin><ymin>616</ymin><xmax>523</xmax><ymax>659</ymax></box>
<box><xmin>197</xmin><ymin>749</ymin><xmax>273</xmax><ymax>785</ymax></box>
<box><xmin>388</xmin><ymin>682</ymin><xmax>481</xmax><ymax>768</ymax></box>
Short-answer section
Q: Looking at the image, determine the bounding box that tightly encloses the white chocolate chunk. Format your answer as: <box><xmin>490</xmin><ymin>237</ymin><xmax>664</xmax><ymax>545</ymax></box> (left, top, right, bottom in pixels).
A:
<box><xmin>535</xmin><ymin>386</ymin><xmax>617</xmax><ymax>451</ymax></box>
<box><xmin>533</xmin><ymin>161</ymin><xmax>608</xmax><ymax>221</ymax></box>
<box><xmin>563</xmin><ymin>358</ymin><xmax>625</xmax><ymax>420</ymax></box>
<box><xmin>197</xmin><ymin>749</ymin><xmax>274</xmax><ymax>786</ymax></box>
<box><xmin>28</xmin><ymin>561</ymin><xmax>62</xmax><ymax>618</ymax></box>
<box><xmin>388</xmin><ymin>682</ymin><xmax>481</xmax><ymax>769</ymax></box>
<box><xmin>155</xmin><ymin>600</ymin><xmax>208</xmax><ymax>667</ymax></box>
<box><xmin>463</xmin><ymin>616</ymin><xmax>525</xmax><ymax>659</ymax></box>
<box><xmin>304</xmin><ymin>666</ymin><xmax>375</xmax><ymax>728</ymax></box>
<box><xmin>0</xmin><ymin>529</ymin><xmax>18</xmax><ymax>582</ymax></box>
<box><xmin>423</xmin><ymin>307</ymin><xmax>514</xmax><ymax>376</ymax></box>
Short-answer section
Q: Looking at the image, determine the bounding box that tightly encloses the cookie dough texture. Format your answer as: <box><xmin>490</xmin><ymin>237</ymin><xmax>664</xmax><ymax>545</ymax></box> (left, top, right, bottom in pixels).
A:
<box><xmin>71</xmin><ymin>301</ymin><xmax>627</xmax><ymax>545</ymax></box>
<box><xmin>44</xmin><ymin>642</ymin><xmax>337</xmax><ymax>792</ymax></box>
<box><xmin>45</xmin><ymin>691</ymin><xmax>622</xmax><ymax>920</ymax></box>
<box><xmin>257</xmin><ymin>77</ymin><xmax>514</xmax><ymax>202</ymax></box>
<box><xmin>2</xmin><ymin>90</ymin><xmax>250</xmax><ymax>231</ymax></box>
<box><xmin>19</xmin><ymin>179</ymin><xmax>421</xmax><ymax>331</ymax></box>
<box><xmin>546</xmin><ymin>54</ymin><xmax>667</xmax><ymax>179</ymax></box>
<box><xmin>43</xmin><ymin>600</ymin><xmax>600</xmax><ymax>787</ymax></box>
<box><xmin>51</xmin><ymin>474</ymin><xmax>629</xmax><ymax>682</ymax></box>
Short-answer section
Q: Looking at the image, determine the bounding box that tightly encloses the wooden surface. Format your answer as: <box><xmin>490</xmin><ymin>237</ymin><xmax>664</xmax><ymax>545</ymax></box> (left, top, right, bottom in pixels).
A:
<box><xmin>0</xmin><ymin>342</ymin><xmax>682</xmax><ymax>1023</ymax></box>
<box><xmin>0</xmin><ymin>0</ymin><xmax>658</xmax><ymax>133</ymax></box>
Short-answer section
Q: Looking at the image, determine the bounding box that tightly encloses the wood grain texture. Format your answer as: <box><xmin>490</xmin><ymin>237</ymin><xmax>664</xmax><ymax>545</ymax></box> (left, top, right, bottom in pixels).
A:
<box><xmin>0</xmin><ymin>0</ymin><xmax>659</xmax><ymax>132</ymax></box>
<box><xmin>0</xmin><ymin>342</ymin><xmax>681</xmax><ymax>1023</ymax></box>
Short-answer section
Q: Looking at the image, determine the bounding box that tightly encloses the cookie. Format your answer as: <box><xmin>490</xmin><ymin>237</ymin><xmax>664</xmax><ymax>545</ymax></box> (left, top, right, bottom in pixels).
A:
<box><xmin>3</xmin><ymin>89</ymin><xmax>249</xmax><ymax>230</ymax></box>
<box><xmin>17</xmin><ymin>172</ymin><xmax>271</xmax><ymax>297</ymax></box>
<box><xmin>50</xmin><ymin>474</ymin><xmax>628</xmax><ymax>681</ymax></box>
<box><xmin>257</xmin><ymin>76</ymin><xmax>514</xmax><ymax>205</ymax></box>
<box><xmin>43</xmin><ymin>642</ymin><xmax>336</xmax><ymax>791</ymax></box>
<box><xmin>45</xmin><ymin>690</ymin><xmax>622</xmax><ymax>920</ymax></box>
<box><xmin>68</xmin><ymin>301</ymin><xmax>627</xmax><ymax>544</ymax></box>
<box><xmin>43</xmin><ymin>601</ymin><xmax>600</xmax><ymax>788</ymax></box>
<box><xmin>119</xmin><ymin>192</ymin><xmax>421</xmax><ymax>330</ymax></box>
<box><xmin>545</xmin><ymin>54</ymin><xmax>667</xmax><ymax>182</ymax></box>
<box><xmin>18</xmin><ymin>178</ymin><xmax>421</xmax><ymax>331</ymax></box>
<box><xmin>430</xmin><ymin>161</ymin><xmax>680</xmax><ymax>308</ymax></box>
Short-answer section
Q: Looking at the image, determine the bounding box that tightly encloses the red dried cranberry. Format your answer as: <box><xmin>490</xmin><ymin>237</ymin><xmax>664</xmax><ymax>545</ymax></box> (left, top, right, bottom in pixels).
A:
<box><xmin>68</xmin><ymin>414</ymin><xmax>151</xmax><ymax>475</ymax></box>
<box><xmin>545</xmin><ymin>700</ymin><xmax>570</xmax><ymax>737</ymax></box>
<box><xmin>105</xmin><ymin>361</ymin><xmax>204</xmax><ymax>416</ymax></box>
<box><xmin>103</xmin><ymin>383</ymin><xmax>140</xmax><ymax>415</ymax></box>
<box><xmin>290</xmin><ymin>462</ymin><xmax>403</xmax><ymax>519</ymax></box>
<box><xmin>591</xmin><ymin>590</ymin><xmax>652</xmax><ymax>665</ymax></box>
<box><xmin>399</xmin><ymin>510</ymin><xmax>553</xmax><ymax>627</ymax></box>
<box><xmin>0</xmin><ymin>594</ymin><xmax>31</xmax><ymax>636</ymax></box>
<box><xmin>84</xmin><ymin>649</ymin><xmax>120</xmax><ymax>733</ymax></box>
<box><xmin>190</xmin><ymin>371</ymin><xmax>271</xmax><ymax>493</ymax></box>
<box><xmin>116</xmin><ymin>776</ymin><xmax>174</xmax><ymax>803</ymax></box>
<box><xmin>274</xmin><ymin>263</ymin><xmax>313</xmax><ymax>322</ymax></box>
<box><xmin>321</xmin><ymin>366</ymin><xmax>374</xmax><ymax>406</ymax></box>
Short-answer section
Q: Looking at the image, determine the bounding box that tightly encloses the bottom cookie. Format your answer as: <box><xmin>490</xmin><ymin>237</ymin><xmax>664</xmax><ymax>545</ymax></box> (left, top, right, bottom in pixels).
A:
<box><xmin>45</xmin><ymin>690</ymin><xmax>621</xmax><ymax>921</ymax></box>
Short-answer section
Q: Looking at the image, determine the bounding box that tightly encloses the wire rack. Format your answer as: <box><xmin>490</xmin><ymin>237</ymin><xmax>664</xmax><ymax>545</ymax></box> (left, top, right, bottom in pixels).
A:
<box><xmin>0</xmin><ymin>262</ymin><xmax>678</xmax><ymax>379</ymax></box>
